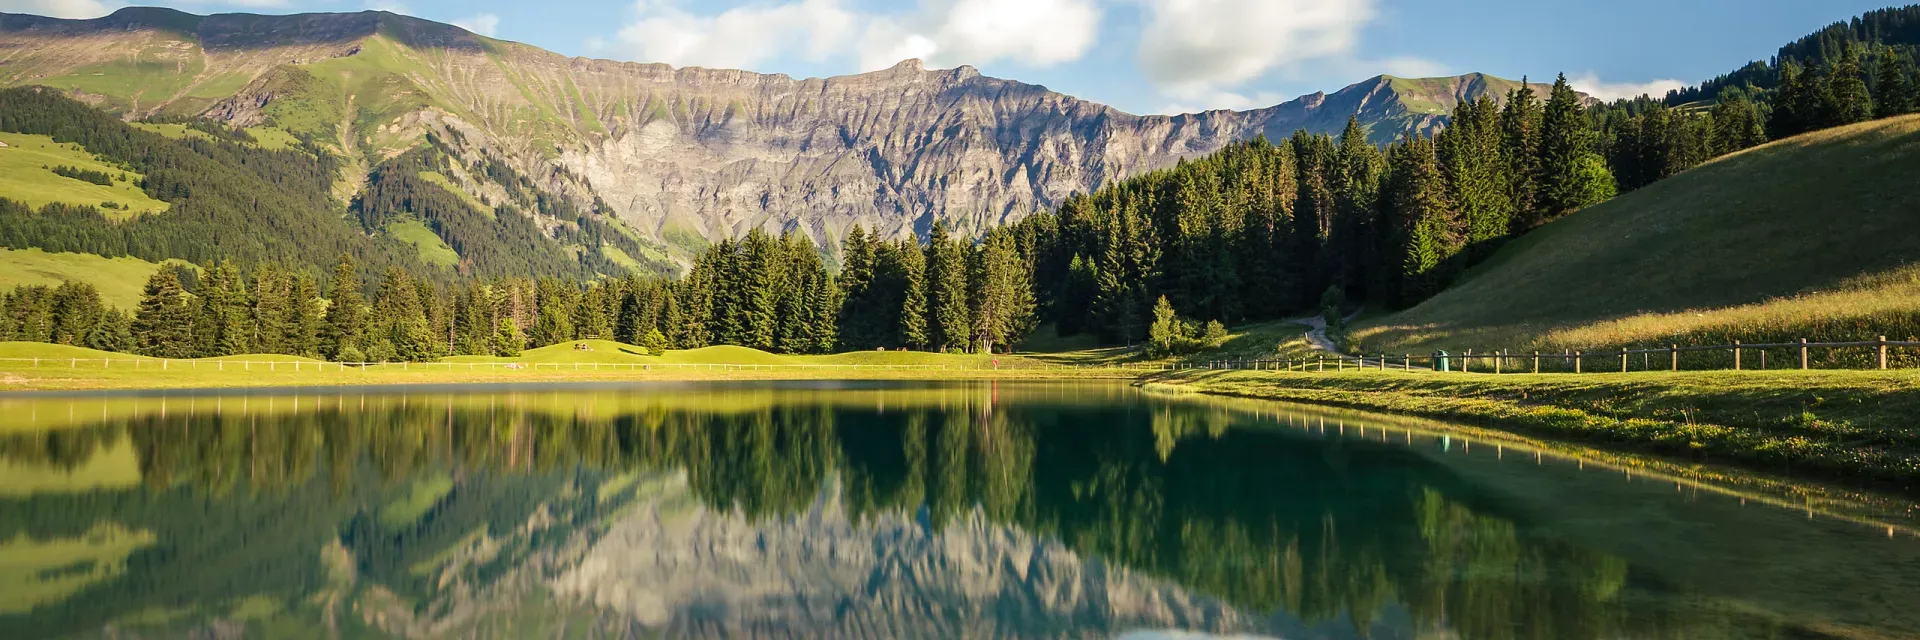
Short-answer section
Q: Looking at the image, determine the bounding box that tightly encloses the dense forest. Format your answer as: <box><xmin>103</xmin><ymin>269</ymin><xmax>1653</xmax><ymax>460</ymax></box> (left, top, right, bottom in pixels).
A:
<box><xmin>3</xmin><ymin>7</ymin><xmax>1918</xmax><ymax>357</ymax></box>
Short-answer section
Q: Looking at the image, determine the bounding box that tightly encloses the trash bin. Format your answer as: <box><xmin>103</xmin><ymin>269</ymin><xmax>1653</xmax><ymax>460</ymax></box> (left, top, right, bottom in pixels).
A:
<box><xmin>1434</xmin><ymin>350</ymin><xmax>1450</xmax><ymax>372</ymax></box>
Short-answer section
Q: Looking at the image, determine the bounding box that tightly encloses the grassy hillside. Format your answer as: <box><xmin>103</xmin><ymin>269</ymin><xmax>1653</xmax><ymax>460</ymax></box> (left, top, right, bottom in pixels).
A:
<box><xmin>0</xmin><ymin>248</ymin><xmax>181</xmax><ymax>309</ymax></box>
<box><xmin>1353</xmin><ymin>115</ymin><xmax>1920</xmax><ymax>362</ymax></box>
<box><xmin>0</xmin><ymin>132</ymin><xmax>168</xmax><ymax>217</ymax></box>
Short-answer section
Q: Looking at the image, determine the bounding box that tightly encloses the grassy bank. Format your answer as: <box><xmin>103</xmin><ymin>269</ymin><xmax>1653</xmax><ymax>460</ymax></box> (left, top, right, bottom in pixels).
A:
<box><xmin>1146</xmin><ymin>369</ymin><xmax>1920</xmax><ymax>485</ymax></box>
<box><xmin>0</xmin><ymin>341</ymin><xmax>1134</xmax><ymax>392</ymax></box>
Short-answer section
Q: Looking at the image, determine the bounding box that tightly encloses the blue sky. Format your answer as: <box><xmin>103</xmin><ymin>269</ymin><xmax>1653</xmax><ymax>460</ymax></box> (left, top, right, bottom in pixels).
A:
<box><xmin>4</xmin><ymin>0</ymin><xmax>1900</xmax><ymax>114</ymax></box>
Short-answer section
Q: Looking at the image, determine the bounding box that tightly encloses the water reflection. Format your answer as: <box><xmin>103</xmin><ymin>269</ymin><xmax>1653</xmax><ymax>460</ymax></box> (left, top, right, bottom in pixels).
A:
<box><xmin>0</xmin><ymin>382</ymin><xmax>1914</xmax><ymax>639</ymax></box>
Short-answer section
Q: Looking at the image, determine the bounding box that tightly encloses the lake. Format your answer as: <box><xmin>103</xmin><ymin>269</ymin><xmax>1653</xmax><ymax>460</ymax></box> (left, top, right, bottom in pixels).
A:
<box><xmin>1</xmin><ymin>381</ymin><xmax>1916</xmax><ymax>639</ymax></box>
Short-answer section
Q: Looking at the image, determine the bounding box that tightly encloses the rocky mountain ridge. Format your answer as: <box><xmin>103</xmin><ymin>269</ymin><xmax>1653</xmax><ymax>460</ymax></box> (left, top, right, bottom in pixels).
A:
<box><xmin>0</xmin><ymin>7</ymin><xmax>1561</xmax><ymax>263</ymax></box>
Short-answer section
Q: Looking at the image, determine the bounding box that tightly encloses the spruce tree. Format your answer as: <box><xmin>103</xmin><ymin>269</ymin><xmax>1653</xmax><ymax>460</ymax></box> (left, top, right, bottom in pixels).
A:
<box><xmin>1536</xmin><ymin>74</ymin><xmax>1616</xmax><ymax>219</ymax></box>
<box><xmin>1332</xmin><ymin>117</ymin><xmax>1385</xmax><ymax>297</ymax></box>
<box><xmin>897</xmin><ymin>237</ymin><xmax>930</xmax><ymax>350</ymax></box>
<box><xmin>323</xmin><ymin>254</ymin><xmax>367</xmax><ymax>360</ymax></box>
<box><xmin>925</xmin><ymin>223</ymin><xmax>971</xmax><ymax>352</ymax></box>
<box><xmin>492</xmin><ymin>317</ymin><xmax>524</xmax><ymax>357</ymax></box>
<box><xmin>375</xmin><ymin>267</ymin><xmax>435</xmax><ymax>361</ymax></box>
<box><xmin>1709</xmin><ymin>90</ymin><xmax>1769</xmax><ymax>155</ymax></box>
<box><xmin>196</xmin><ymin>260</ymin><xmax>253</xmax><ymax>356</ymax></box>
<box><xmin>86</xmin><ymin>308</ymin><xmax>133</xmax><ymax>353</ymax></box>
<box><xmin>286</xmin><ymin>273</ymin><xmax>323</xmax><ymax>358</ymax></box>
<box><xmin>1875</xmin><ymin>50</ymin><xmax>1915</xmax><ymax>118</ymax></box>
<box><xmin>529</xmin><ymin>278</ymin><xmax>576</xmax><ymax>348</ymax></box>
<box><xmin>838</xmin><ymin>225</ymin><xmax>878</xmax><ymax>348</ymax></box>
<box><xmin>1828</xmin><ymin>45</ymin><xmax>1875</xmax><ymax>126</ymax></box>
<box><xmin>1500</xmin><ymin>80</ymin><xmax>1545</xmax><ymax>227</ymax></box>
<box><xmin>132</xmin><ymin>269</ymin><xmax>195</xmax><ymax>358</ymax></box>
<box><xmin>740</xmin><ymin>229</ymin><xmax>780</xmax><ymax>349</ymax></box>
<box><xmin>616</xmin><ymin>289</ymin><xmax>646</xmax><ymax>344</ymax></box>
<box><xmin>48</xmin><ymin>281</ymin><xmax>103</xmax><ymax>346</ymax></box>
<box><xmin>1440</xmin><ymin>96</ymin><xmax>1514</xmax><ymax>257</ymax></box>
<box><xmin>1388</xmin><ymin>136</ymin><xmax>1461</xmax><ymax>304</ymax></box>
<box><xmin>967</xmin><ymin>228</ymin><xmax>1036</xmax><ymax>354</ymax></box>
<box><xmin>250</xmin><ymin>263</ymin><xmax>290</xmax><ymax>355</ymax></box>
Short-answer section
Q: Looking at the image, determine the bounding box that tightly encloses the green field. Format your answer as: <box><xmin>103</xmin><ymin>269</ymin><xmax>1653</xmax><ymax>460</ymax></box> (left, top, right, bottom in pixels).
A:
<box><xmin>0</xmin><ymin>341</ymin><xmax>1132</xmax><ymax>392</ymax></box>
<box><xmin>1150</xmin><ymin>367</ymin><xmax>1920</xmax><ymax>484</ymax></box>
<box><xmin>383</xmin><ymin>218</ymin><xmax>460</xmax><ymax>268</ymax></box>
<box><xmin>0</xmin><ymin>132</ymin><xmax>169</xmax><ymax>218</ymax></box>
<box><xmin>0</xmin><ymin>248</ymin><xmax>183</xmax><ymax>309</ymax></box>
<box><xmin>1352</xmin><ymin>115</ymin><xmax>1920</xmax><ymax>358</ymax></box>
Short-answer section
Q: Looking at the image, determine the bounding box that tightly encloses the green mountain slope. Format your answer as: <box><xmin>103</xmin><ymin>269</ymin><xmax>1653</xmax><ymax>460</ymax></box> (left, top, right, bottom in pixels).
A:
<box><xmin>0</xmin><ymin>7</ymin><xmax>1554</xmax><ymax>264</ymax></box>
<box><xmin>1351</xmin><ymin>114</ymin><xmax>1920</xmax><ymax>362</ymax></box>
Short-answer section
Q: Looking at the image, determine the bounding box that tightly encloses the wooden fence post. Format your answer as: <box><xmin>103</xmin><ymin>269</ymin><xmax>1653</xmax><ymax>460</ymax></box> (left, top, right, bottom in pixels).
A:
<box><xmin>1620</xmin><ymin>347</ymin><xmax>1628</xmax><ymax>373</ymax></box>
<box><xmin>1318</xmin><ymin>355</ymin><xmax>1324</xmax><ymax>372</ymax></box>
<box><xmin>1404</xmin><ymin>354</ymin><xmax>1411</xmax><ymax>371</ymax></box>
<box><xmin>1800</xmin><ymin>338</ymin><xmax>1809</xmax><ymax>370</ymax></box>
<box><xmin>1574</xmin><ymin>351</ymin><xmax>1582</xmax><ymax>374</ymax></box>
<box><xmin>1464</xmin><ymin>349</ymin><xmax>1473</xmax><ymax>373</ymax></box>
<box><xmin>1533</xmin><ymin>351</ymin><xmax>1540</xmax><ymax>374</ymax></box>
<box><xmin>1670</xmin><ymin>344</ymin><xmax>1678</xmax><ymax>371</ymax></box>
<box><xmin>1879</xmin><ymin>336</ymin><xmax>1889</xmax><ymax>370</ymax></box>
<box><xmin>1495</xmin><ymin>351</ymin><xmax>1502</xmax><ymax>375</ymax></box>
<box><xmin>1733</xmin><ymin>341</ymin><xmax>1742</xmax><ymax>371</ymax></box>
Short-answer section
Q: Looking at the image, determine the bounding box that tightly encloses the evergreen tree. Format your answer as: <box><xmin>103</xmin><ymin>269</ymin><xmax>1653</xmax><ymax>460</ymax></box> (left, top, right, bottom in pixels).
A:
<box><xmin>249</xmin><ymin>263</ymin><xmax>290</xmax><ymax>355</ymax></box>
<box><xmin>48</xmin><ymin>281</ymin><xmax>103</xmax><ymax>346</ymax></box>
<box><xmin>1709</xmin><ymin>90</ymin><xmax>1769</xmax><ymax>155</ymax></box>
<box><xmin>574</xmin><ymin>283</ymin><xmax>610</xmax><ymax>340</ymax></box>
<box><xmin>132</xmin><ymin>269</ymin><xmax>196</xmax><ymax>358</ymax></box>
<box><xmin>892</xmin><ymin>238</ymin><xmax>928</xmax><ymax>350</ymax></box>
<box><xmin>1387</xmin><ymin>136</ymin><xmax>1461</xmax><ymax>305</ymax></box>
<box><xmin>967</xmin><ymin>228</ymin><xmax>1037</xmax><ymax>353</ymax></box>
<box><xmin>1145</xmin><ymin>296</ymin><xmax>1189</xmax><ymax>359</ymax></box>
<box><xmin>925</xmin><ymin>223</ymin><xmax>972</xmax><ymax>352</ymax></box>
<box><xmin>85</xmin><ymin>308</ymin><xmax>133</xmax><ymax>352</ymax></box>
<box><xmin>837</xmin><ymin>225</ymin><xmax>879</xmax><ymax>349</ymax></box>
<box><xmin>1440</xmin><ymin>96</ymin><xmax>1515</xmax><ymax>258</ymax></box>
<box><xmin>372</xmin><ymin>268</ymin><xmax>435</xmax><ymax>361</ymax></box>
<box><xmin>1536</xmin><ymin>74</ymin><xmax>1616</xmax><ymax>219</ymax></box>
<box><xmin>196</xmin><ymin>260</ymin><xmax>253</xmax><ymax>357</ymax></box>
<box><xmin>529</xmin><ymin>279</ymin><xmax>577</xmax><ymax>348</ymax></box>
<box><xmin>491</xmin><ymin>316</ymin><xmax>523</xmax><ymax>357</ymax></box>
<box><xmin>323</xmin><ymin>254</ymin><xmax>367</xmax><ymax>360</ymax></box>
<box><xmin>286</xmin><ymin>273</ymin><xmax>323</xmax><ymax>358</ymax></box>
<box><xmin>739</xmin><ymin>229</ymin><xmax>780</xmax><ymax>349</ymax></box>
<box><xmin>1332</xmin><ymin>117</ymin><xmax>1385</xmax><ymax>297</ymax></box>
<box><xmin>616</xmin><ymin>288</ymin><xmax>647</xmax><ymax>345</ymax></box>
<box><xmin>641</xmin><ymin>328</ymin><xmax>670</xmax><ymax>354</ymax></box>
<box><xmin>1769</xmin><ymin>61</ymin><xmax>1820</xmax><ymax>139</ymax></box>
<box><xmin>1826</xmin><ymin>45</ymin><xmax>1875</xmax><ymax>126</ymax></box>
<box><xmin>1874</xmin><ymin>50</ymin><xmax>1915</xmax><ymax>118</ymax></box>
<box><xmin>1501</xmin><ymin>80</ymin><xmax>1545</xmax><ymax>227</ymax></box>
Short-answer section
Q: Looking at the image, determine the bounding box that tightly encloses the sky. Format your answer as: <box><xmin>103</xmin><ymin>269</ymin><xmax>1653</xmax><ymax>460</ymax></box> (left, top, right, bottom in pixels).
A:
<box><xmin>0</xmin><ymin>0</ymin><xmax>1901</xmax><ymax>114</ymax></box>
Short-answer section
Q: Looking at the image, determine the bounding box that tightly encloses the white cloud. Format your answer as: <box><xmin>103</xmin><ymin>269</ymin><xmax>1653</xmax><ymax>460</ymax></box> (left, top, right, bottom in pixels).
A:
<box><xmin>1135</xmin><ymin>0</ymin><xmax>1374</xmax><ymax>100</ymax></box>
<box><xmin>1567</xmin><ymin>73</ymin><xmax>1687</xmax><ymax>102</ymax></box>
<box><xmin>1378</xmin><ymin>56</ymin><xmax>1448</xmax><ymax>79</ymax></box>
<box><xmin>0</xmin><ymin>0</ymin><xmax>116</xmax><ymax>18</ymax></box>
<box><xmin>363</xmin><ymin>0</ymin><xmax>409</xmax><ymax>14</ymax></box>
<box><xmin>611</xmin><ymin>0</ymin><xmax>1100</xmax><ymax>73</ymax></box>
<box><xmin>453</xmin><ymin>12</ymin><xmax>500</xmax><ymax>37</ymax></box>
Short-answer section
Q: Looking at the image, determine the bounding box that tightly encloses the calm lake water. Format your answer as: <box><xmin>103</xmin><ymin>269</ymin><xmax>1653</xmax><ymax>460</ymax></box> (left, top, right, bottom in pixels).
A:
<box><xmin>1</xmin><ymin>381</ymin><xmax>1916</xmax><ymax>639</ymax></box>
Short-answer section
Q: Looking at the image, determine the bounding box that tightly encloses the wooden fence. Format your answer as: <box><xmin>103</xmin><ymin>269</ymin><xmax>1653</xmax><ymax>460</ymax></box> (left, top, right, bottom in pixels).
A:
<box><xmin>1194</xmin><ymin>336</ymin><xmax>1920</xmax><ymax>374</ymax></box>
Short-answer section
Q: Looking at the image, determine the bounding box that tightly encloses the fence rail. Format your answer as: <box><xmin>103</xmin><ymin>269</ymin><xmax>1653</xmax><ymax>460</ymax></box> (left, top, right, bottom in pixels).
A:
<box><xmin>1193</xmin><ymin>335</ymin><xmax>1920</xmax><ymax>374</ymax></box>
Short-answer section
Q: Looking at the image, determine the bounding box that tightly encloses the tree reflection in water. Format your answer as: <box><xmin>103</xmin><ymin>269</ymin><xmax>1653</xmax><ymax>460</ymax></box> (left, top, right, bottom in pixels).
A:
<box><xmin>0</xmin><ymin>384</ymin><xmax>1888</xmax><ymax>638</ymax></box>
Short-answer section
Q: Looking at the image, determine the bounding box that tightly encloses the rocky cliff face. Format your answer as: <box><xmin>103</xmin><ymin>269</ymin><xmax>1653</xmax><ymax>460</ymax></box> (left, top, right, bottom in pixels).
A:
<box><xmin>0</xmin><ymin>7</ymin><xmax>1559</xmax><ymax>260</ymax></box>
<box><xmin>550</xmin><ymin>473</ymin><xmax>1264</xmax><ymax>638</ymax></box>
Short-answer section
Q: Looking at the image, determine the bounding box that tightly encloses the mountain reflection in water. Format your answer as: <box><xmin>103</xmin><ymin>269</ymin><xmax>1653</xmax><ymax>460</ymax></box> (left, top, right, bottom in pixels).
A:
<box><xmin>0</xmin><ymin>382</ymin><xmax>1915</xmax><ymax>639</ymax></box>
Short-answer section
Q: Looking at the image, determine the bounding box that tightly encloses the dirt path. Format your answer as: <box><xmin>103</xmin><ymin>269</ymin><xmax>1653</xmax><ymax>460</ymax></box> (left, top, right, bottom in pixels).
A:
<box><xmin>1289</xmin><ymin>312</ymin><xmax>1360</xmax><ymax>358</ymax></box>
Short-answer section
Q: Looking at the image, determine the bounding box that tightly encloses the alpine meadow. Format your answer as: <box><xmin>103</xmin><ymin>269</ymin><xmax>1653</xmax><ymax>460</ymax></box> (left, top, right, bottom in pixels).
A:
<box><xmin>5</xmin><ymin>3</ymin><xmax>1920</xmax><ymax>638</ymax></box>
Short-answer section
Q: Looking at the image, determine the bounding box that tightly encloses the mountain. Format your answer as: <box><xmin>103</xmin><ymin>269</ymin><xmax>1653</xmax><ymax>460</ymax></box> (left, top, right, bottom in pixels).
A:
<box><xmin>0</xmin><ymin>7</ymin><xmax>1554</xmax><ymax>266</ymax></box>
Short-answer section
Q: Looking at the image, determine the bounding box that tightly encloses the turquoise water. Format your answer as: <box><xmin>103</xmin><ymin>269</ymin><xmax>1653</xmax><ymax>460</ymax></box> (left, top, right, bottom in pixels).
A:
<box><xmin>0</xmin><ymin>381</ymin><xmax>1915</xmax><ymax>639</ymax></box>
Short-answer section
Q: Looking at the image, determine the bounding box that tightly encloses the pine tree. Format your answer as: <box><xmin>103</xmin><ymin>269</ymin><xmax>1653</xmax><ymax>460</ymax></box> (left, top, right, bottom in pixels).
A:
<box><xmin>286</xmin><ymin>273</ymin><xmax>323</xmax><ymax>358</ymax></box>
<box><xmin>740</xmin><ymin>229</ymin><xmax>780</xmax><ymax>349</ymax></box>
<box><xmin>897</xmin><ymin>238</ymin><xmax>930</xmax><ymax>350</ymax></box>
<box><xmin>1387</xmin><ymin>136</ymin><xmax>1460</xmax><ymax>305</ymax></box>
<box><xmin>1439</xmin><ymin>96</ymin><xmax>1514</xmax><ymax>258</ymax></box>
<box><xmin>1875</xmin><ymin>50</ymin><xmax>1915</xmax><ymax>118</ymax></box>
<box><xmin>529</xmin><ymin>278</ymin><xmax>576</xmax><ymax>348</ymax></box>
<box><xmin>48</xmin><ymin>281</ymin><xmax>103</xmax><ymax>346</ymax></box>
<box><xmin>195</xmin><ymin>260</ymin><xmax>253</xmax><ymax>357</ymax></box>
<box><xmin>1770</xmin><ymin>61</ymin><xmax>1823</xmax><ymax>139</ymax></box>
<box><xmin>374</xmin><ymin>267</ymin><xmax>435</xmax><ymax>361</ymax></box>
<box><xmin>616</xmin><ymin>288</ymin><xmax>647</xmax><ymax>344</ymax></box>
<box><xmin>925</xmin><ymin>222</ymin><xmax>971</xmax><ymax>352</ymax></box>
<box><xmin>1828</xmin><ymin>45</ymin><xmax>1875</xmax><ymax>126</ymax></box>
<box><xmin>967</xmin><ymin>227</ymin><xmax>1036</xmax><ymax>353</ymax></box>
<box><xmin>1536</xmin><ymin>74</ymin><xmax>1616</xmax><ymax>219</ymax></box>
<box><xmin>1709</xmin><ymin>90</ymin><xmax>1769</xmax><ymax>155</ymax></box>
<box><xmin>323</xmin><ymin>254</ymin><xmax>367</xmax><ymax>360</ymax></box>
<box><xmin>574</xmin><ymin>283</ymin><xmax>609</xmax><ymax>340</ymax></box>
<box><xmin>85</xmin><ymin>308</ymin><xmax>133</xmax><ymax>353</ymax></box>
<box><xmin>491</xmin><ymin>316</ymin><xmax>523</xmax><ymax>357</ymax></box>
<box><xmin>1332</xmin><ymin>117</ymin><xmax>1385</xmax><ymax>297</ymax></box>
<box><xmin>250</xmin><ymin>263</ymin><xmax>290</xmax><ymax>355</ymax></box>
<box><xmin>1145</xmin><ymin>296</ymin><xmax>1188</xmax><ymax>359</ymax></box>
<box><xmin>132</xmin><ymin>269</ymin><xmax>196</xmax><ymax>358</ymax></box>
<box><xmin>838</xmin><ymin>225</ymin><xmax>878</xmax><ymax>348</ymax></box>
<box><xmin>1500</xmin><ymin>80</ymin><xmax>1545</xmax><ymax>227</ymax></box>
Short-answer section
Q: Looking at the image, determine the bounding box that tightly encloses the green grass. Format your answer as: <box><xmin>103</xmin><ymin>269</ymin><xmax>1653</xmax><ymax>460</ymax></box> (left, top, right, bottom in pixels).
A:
<box><xmin>0</xmin><ymin>341</ymin><xmax>1130</xmax><ymax>392</ymax></box>
<box><xmin>129</xmin><ymin>123</ymin><xmax>211</xmax><ymax>142</ymax></box>
<box><xmin>243</xmin><ymin>126</ymin><xmax>302</xmax><ymax>151</ymax></box>
<box><xmin>383</xmin><ymin>218</ymin><xmax>459</xmax><ymax>268</ymax></box>
<box><xmin>0</xmin><ymin>132</ymin><xmax>169</xmax><ymax>218</ymax></box>
<box><xmin>1353</xmin><ymin>115</ymin><xmax>1920</xmax><ymax>363</ymax></box>
<box><xmin>0</xmin><ymin>248</ymin><xmax>183</xmax><ymax>309</ymax></box>
<box><xmin>417</xmin><ymin>171</ymin><xmax>492</xmax><ymax>218</ymax></box>
<box><xmin>1150</xmin><ymin>368</ymin><xmax>1920</xmax><ymax>484</ymax></box>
